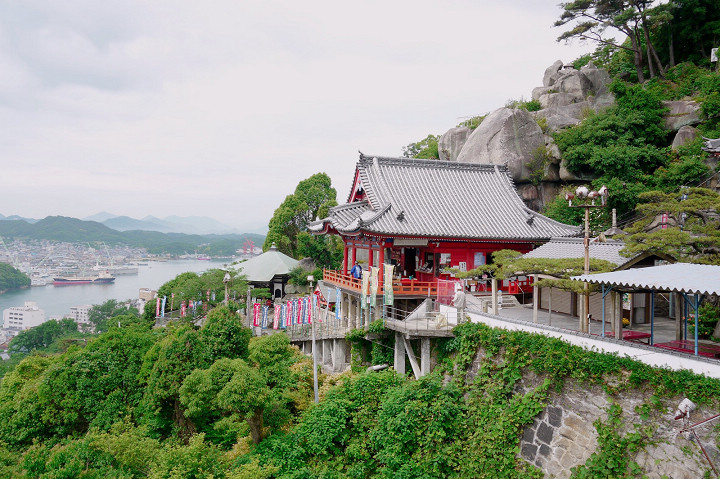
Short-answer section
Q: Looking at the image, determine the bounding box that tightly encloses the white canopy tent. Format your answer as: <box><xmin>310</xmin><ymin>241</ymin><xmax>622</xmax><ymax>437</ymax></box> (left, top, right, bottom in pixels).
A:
<box><xmin>574</xmin><ymin>263</ymin><xmax>720</xmax><ymax>357</ymax></box>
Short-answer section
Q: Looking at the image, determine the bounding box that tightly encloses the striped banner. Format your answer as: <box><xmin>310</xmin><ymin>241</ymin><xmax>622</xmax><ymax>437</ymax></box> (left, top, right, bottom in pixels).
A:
<box><xmin>273</xmin><ymin>305</ymin><xmax>281</xmax><ymax>330</ymax></box>
<box><xmin>253</xmin><ymin>303</ymin><xmax>261</xmax><ymax>327</ymax></box>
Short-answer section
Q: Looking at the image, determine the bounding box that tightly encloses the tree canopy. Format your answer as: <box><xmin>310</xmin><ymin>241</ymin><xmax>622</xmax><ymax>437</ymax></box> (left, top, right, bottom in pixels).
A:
<box><xmin>0</xmin><ymin>263</ymin><xmax>30</xmax><ymax>291</ymax></box>
<box><xmin>263</xmin><ymin>172</ymin><xmax>342</xmax><ymax>268</ymax></box>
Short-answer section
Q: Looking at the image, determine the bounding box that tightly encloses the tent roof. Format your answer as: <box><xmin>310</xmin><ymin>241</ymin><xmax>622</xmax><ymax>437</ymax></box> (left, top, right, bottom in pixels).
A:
<box><xmin>573</xmin><ymin>263</ymin><xmax>720</xmax><ymax>296</ymax></box>
<box><xmin>232</xmin><ymin>244</ymin><xmax>299</xmax><ymax>282</ymax></box>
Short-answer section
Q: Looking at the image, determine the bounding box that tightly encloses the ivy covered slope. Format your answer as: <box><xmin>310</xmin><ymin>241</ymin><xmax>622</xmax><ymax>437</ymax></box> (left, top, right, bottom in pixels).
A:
<box><xmin>252</xmin><ymin>324</ymin><xmax>720</xmax><ymax>478</ymax></box>
<box><xmin>0</xmin><ymin>263</ymin><xmax>30</xmax><ymax>292</ymax></box>
<box><xmin>0</xmin><ymin>315</ymin><xmax>718</xmax><ymax>476</ymax></box>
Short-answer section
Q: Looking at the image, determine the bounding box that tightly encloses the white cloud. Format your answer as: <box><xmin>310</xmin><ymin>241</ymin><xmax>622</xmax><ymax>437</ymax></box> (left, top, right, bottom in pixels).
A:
<box><xmin>0</xmin><ymin>0</ymin><xmax>593</xmax><ymax>231</ymax></box>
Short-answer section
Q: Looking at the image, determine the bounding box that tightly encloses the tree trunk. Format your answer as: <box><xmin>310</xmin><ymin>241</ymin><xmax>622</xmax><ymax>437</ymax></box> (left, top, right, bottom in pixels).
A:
<box><xmin>173</xmin><ymin>399</ymin><xmax>197</xmax><ymax>443</ymax></box>
<box><xmin>630</xmin><ymin>31</ymin><xmax>645</xmax><ymax>83</ymax></box>
<box><xmin>247</xmin><ymin>408</ymin><xmax>264</xmax><ymax>444</ymax></box>
<box><xmin>668</xmin><ymin>27</ymin><xmax>675</xmax><ymax>68</ymax></box>
<box><xmin>644</xmin><ymin>25</ymin><xmax>656</xmax><ymax>78</ymax></box>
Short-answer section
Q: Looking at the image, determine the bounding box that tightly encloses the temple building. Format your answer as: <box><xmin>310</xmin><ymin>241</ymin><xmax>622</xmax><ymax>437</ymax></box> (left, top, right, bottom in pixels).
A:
<box><xmin>309</xmin><ymin>154</ymin><xmax>580</xmax><ymax>325</ymax></box>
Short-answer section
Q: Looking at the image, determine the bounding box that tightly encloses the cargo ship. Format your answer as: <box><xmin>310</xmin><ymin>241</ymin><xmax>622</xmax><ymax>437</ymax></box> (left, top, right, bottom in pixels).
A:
<box><xmin>53</xmin><ymin>270</ymin><xmax>116</xmax><ymax>285</ymax></box>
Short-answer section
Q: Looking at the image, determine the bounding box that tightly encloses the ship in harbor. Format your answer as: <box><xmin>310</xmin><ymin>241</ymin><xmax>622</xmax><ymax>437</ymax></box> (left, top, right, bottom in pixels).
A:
<box><xmin>53</xmin><ymin>270</ymin><xmax>116</xmax><ymax>286</ymax></box>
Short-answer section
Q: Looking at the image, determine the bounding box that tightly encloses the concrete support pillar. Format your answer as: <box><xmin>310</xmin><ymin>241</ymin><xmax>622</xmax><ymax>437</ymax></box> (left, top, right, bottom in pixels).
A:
<box><xmin>403</xmin><ymin>337</ymin><xmax>421</xmax><ymax>379</ymax></box>
<box><xmin>394</xmin><ymin>332</ymin><xmax>406</xmax><ymax>375</ymax></box>
<box><xmin>532</xmin><ymin>275</ymin><xmax>538</xmax><ymax>323</ymax></box>
<box><xmin>323</xmin><ymin>339</ymin><xmax>331</xmax><ymax>367</ymax></box>
<box><xmin>333</xmin><ymin>339</ymin><xmax>347</xmax><ymax>372</ymax></box>
<box><xmin>420</xmin><ymin>338</ymin><xmax>431</xmax><ymax>377</ymax></box>
<box><xmin>491</xmin><ymin>278</ymin><xmax>498</xmax><ymax>315</ymax></box>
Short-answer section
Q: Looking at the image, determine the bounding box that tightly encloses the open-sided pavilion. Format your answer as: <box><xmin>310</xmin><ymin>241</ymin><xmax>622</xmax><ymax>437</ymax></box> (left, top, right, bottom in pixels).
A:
<box><xmin>574</xmin><ymin>263</ymin><xmax>720</xmax><ymax>358</ymax></box>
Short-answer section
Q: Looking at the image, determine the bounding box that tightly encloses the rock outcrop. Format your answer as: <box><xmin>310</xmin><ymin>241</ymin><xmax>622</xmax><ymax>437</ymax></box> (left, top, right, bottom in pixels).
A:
<box><xmin>663</xmin><ymin>100</ymin><xmax>702</xmax><ymax>131</ymax></box>
<box><xmin>438</xmin><ymin>126</ymin><xmax>471</xmax><ymax>162</ymax></box>
<box><xmin>671</xmin><ymin>125</ymin><xmax>699</xmax><ymax>150</ymax></box>
<box><xmin>456</xmin><ymin>108</ymin><xmax>545</xmax><ymax>182</ymax></box>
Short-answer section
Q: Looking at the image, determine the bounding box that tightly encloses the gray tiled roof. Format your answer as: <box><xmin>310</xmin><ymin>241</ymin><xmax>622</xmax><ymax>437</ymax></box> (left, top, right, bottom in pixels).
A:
<box><xmin>702</xmin><ymin>137</ymin><xmax>720</xmax><ymax>153</ymax></box>
<box><xmin>309</xmin><ymin>155</ymin><xmax>580</xmax><ymax>241</ymax></box>
<box><xmin>524</xmin><ymin>237</ymin><xmax>631</xmax><ymax>267</ymax></box>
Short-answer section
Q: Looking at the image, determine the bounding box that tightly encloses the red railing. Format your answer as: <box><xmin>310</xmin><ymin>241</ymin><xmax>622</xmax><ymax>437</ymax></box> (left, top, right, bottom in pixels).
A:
<box><xmin>322</xmin><ymin>270</ymin><xmax>531</xmax><ymax>296</ymax></box>
<box><xmin>323</xmin><ymin>270</ymin><xmax>438</xmax><ymax>297</ymax></box>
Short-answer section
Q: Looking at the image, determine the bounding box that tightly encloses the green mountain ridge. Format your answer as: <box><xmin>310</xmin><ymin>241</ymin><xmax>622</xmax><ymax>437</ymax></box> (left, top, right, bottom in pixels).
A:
<box><xmin>0</xmin><ymin>216</ymin><xmax>265</xmax><ymax>256</ymax></box>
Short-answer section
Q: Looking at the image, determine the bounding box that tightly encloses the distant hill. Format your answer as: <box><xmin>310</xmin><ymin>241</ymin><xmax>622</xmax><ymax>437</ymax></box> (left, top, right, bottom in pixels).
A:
<box><xmin>103</xmin><ymin>216</ymin><xmax>171</xmax><ymax>233</ymax></box>
<box><xmin>83</xmin><ymin>211</ymin><xmax>119</xmax><ymax>223</ymax></box>
<box><xmin>0</xmin><ymin>214</ymin><xmax>39</xmax><ymax>224</ymax></box>
<box><xmin>79</xmin><ymin>212</ymin><xmax>249</xmax><ymax>235</ymax></box>
<box><xmin>0</xmin><ymin>216</ymin><xmax>265</xmax><ymax>256</ymax></box>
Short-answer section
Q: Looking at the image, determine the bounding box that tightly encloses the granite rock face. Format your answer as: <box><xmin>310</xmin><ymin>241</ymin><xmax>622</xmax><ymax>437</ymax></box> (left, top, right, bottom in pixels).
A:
<box><xmin>438</xmin><ymin>126</ymin><xmax>471</xmax><ymax>162</ymax></box>
<box><xmin>671</xmin><ymin>125</ymin><xmax>699</xmax><ymax>150</ymax></box>
<box><xmin>456</xmin><ymin>107</ymin><xmax>545</xmax><ymax>182</ymax></box>
<box><xmin>663</xmin><ymin>100</ymin><xmax>702</xmax><ymax>131</ymax></box>
<box><xmin>543</xmin><ymin>59</ymin><xmax>564</xmax><ymax>87</ymax></box>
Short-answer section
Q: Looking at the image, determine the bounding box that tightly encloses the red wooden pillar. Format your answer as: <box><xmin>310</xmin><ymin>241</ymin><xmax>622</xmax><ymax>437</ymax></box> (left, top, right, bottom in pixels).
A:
<box><xmin>351</xmin><ymin>244</ymin><xmax>357</xmax><ymax>269</ymax></box>
<box><xmin>342</xmin><ymin>244</ymin><xmax>349</xmax><ymax>274</ymax></box>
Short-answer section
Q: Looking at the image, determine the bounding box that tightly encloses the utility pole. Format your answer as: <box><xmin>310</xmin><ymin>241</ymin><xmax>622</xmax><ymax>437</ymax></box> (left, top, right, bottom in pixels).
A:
<box><xmin>566</xmin><ymin>185</ymin><xmax>608</xmax><ymax>334</ymax></box>
<box><xmin>308</xmin><ymin>275</ymin><xmax>319</xmax><ymax>404</ymax></box>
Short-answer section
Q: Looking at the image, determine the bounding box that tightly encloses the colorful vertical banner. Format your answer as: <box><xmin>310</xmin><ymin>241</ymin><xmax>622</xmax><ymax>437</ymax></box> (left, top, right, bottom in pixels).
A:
<box><xmin>294</xmin><ymin>298</ymin><xmax>300</xmax><ymax>325</ymax></box>
<box><xmin>335</xmin><ymin>287</ymin><xmax>341</xmax><ymax>320</ymax></box>
<box><xmin>161</xmin><ymin>296</ymin><xmax>167</xmax><ymax>318</ymax></box>
<box><xmin>384</xmin><ymin>263</ymin><xmax>395</xmax><ymax>306</ymax></box>
<box><xmin>310</xmin><ymin>294</ymin><xmax>316</xmax><ymax>323</ymax></box>
<box><xmin>370</xmin><ymin>266</ymin><xmax>379</xmax><ymax>307</ymax></box>
<box><xmin>253</xmin><ymin>303</ymin><xmax>261</xmax><ymax>327</ymax></box>
<box><xmin>361</xmin><ymin>270</ymin><xmax>370</xmax><ymax>309</ymax></box>
<box><xmin>273</xmin><ymin>305</ymin><xmax>281</xmax><ymax>330</ymax></box>
<box><xmin>155</xmin><ymin>297</ymin><xmax>161</xmax><ymax>317</ymax></box>
<box><xmin>261</xmin><ymin>306</ymin><xmax>269</xmax><ymax>329</ymax></box>
<box><xmin>181</xmin><ymin>301</ymin><xmax>186</xmax><ymax>317</ymax></box>
<box><xmin>281</xmin><ymin>303</ymin><xmax>288</xmax><ymax>329</ymax></box>
<box><xmin>286</xmin><ymin>300</ymin><xmax>292</xmax><ymax>327</ymax></box>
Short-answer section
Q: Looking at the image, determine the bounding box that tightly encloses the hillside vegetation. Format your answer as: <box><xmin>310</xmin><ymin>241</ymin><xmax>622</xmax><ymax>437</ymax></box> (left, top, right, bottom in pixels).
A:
<box><xmin>0</xmin><ymin>314</ymin><xmax>717</xmax><ymax>477</ymax></box>
<box><xmin>0</xmin><ymin>263</ymin><xmax>30</xmax><ymax>292</ymax></box>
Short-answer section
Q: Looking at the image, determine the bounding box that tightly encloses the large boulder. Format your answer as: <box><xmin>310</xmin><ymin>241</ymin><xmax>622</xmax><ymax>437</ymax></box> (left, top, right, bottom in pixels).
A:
<box><xmin>532</xmin><ymin>86</ymin><xmax>552</xmax><ymax>101</ymax></box>
<box><xmin>438</xmin><ymin>126</ymin><xmax>471</xmax><ymax>162</ymax></box>
<box><xmin>580</xmin><ymin>61</ymin><xmax>612</xmax><ymax>96</ymax></box>
<box><xmin>663</xmin><ymin>100</ymin><xmax>702</xmax><ymax>131</ymax></box>
<box><xmin>539</xmin><ymin>92</ymin><xmax>576</xmax><ymax>109</ymax></box>
<box><xmin>543</xmin><ymin>60</ymin><xmax>564</xmax><ymax>87</ymax></box>
<box><xmin>671</xmin><ymin>125</ymin><xmax>699</xmax><ymax>150</ymax></box>
<box><xmin>552</xmin><ymin>70</ymin><xmax>594</xmax><ymax>102</ymax></box>
<box><xmin>456</xmin><ymin>107</ymin><xmax>545</xmax><ymax>182</ymax></box>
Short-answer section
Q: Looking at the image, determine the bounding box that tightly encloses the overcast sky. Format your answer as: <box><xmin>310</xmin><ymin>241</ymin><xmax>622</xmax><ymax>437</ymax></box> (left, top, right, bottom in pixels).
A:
<box><xmin>0</xmin><ymin>0</ymin><xmax>593</xmax><ymax>233</ymax></box>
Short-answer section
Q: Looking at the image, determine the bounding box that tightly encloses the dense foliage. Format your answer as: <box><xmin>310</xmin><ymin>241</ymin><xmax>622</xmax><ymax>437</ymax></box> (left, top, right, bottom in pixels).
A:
<box><xmin>0</xmin><ymin>262</ymin><xmax>30</xmax><ymax>291</ymax></box>
<box><xmin>263</xmin><ymin>173</ymin><xmax>343</xmax><ymax>268</ymax></box>
<box><xmin>1</xmin><ymin>293</ymin><xmax>718</xmax><ymax>478</ymax></box>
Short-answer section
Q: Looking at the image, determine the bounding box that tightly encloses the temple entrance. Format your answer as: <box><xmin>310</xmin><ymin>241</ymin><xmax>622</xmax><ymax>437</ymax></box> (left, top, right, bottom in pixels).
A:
<box><xmin>404</xmin><ymin>248</ymin><xmax>416</xmax><ymax>278</ymax></box>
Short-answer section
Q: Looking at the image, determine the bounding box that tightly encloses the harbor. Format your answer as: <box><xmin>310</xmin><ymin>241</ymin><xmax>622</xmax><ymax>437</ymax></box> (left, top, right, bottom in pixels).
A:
<box><xmin>0</xmin><ymin>259</ymin><xmax>227</xmax><ymax>318</ymax></box>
